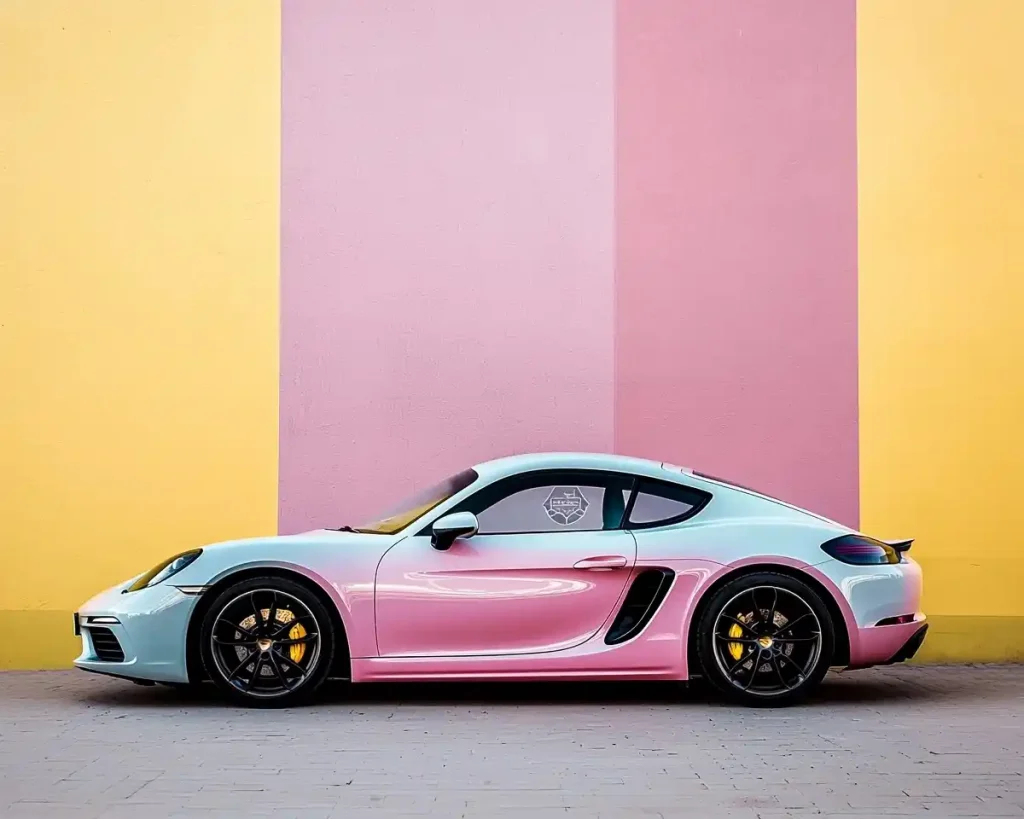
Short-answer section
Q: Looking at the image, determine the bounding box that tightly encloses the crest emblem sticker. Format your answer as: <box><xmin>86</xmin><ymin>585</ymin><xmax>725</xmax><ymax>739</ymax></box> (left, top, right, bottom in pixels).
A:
<box><xmin>543</xmin><ymin>486</ymin><xmax>590</xmax><ymax>526</ymax></box>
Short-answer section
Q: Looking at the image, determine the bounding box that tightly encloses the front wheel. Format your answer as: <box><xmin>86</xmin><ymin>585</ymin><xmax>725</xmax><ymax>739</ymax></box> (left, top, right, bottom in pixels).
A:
<box><xmin>696</xmin><ymin>572</ymin><xmax>835</xmax><ymax>707</ymax></box>
<box><xmin>200</xmin><ymin>576</ymin><xmax>335</xmax><ymax>708</ymax></box>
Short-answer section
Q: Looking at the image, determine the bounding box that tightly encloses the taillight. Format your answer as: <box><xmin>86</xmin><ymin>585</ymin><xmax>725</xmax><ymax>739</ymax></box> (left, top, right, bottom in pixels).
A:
<box><xmin>820</xmin><ymin>535</ymin><xmax>900</xmax><ymax>565</ymax></box>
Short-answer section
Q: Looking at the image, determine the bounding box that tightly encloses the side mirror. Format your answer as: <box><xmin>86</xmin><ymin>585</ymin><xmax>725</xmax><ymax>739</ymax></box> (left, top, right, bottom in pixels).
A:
<box><xmin>431</xmin><ymin>512</ymin><xmax>478</xmax><ymax>551</ymax></box>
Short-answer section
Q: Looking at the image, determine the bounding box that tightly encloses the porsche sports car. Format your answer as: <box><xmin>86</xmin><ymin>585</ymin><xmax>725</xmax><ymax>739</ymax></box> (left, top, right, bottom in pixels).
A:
<box><xmin>74</xmin><ymin>453</ymin><xmax>926</xmax><ymax>708</ymax></box>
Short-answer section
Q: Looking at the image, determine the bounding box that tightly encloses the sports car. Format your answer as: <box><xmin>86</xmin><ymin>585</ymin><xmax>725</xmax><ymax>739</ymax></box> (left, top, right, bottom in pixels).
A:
<box><xmin>74</xmin><ymin>452</ymin><xmax>927</xmax><ymax>707</ymax></box>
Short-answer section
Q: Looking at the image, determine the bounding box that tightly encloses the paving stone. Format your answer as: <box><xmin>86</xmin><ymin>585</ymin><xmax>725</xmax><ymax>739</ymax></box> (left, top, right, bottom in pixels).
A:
<box><xmin>0</xmin><ymin>665</ymin><xmax>1021</xmax><ymax>818</ymax></box>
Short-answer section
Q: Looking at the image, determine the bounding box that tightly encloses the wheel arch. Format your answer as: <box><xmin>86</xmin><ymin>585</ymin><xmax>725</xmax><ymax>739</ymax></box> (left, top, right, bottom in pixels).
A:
<box><xmin>185</xmin><ymin>566</ymin><xmax>352</xmax><ymax>684</ymax></box>
<box><xmin>684</xmin><ymin>561</ymin><xmax>851</xmax><ymax>676</ymax></box>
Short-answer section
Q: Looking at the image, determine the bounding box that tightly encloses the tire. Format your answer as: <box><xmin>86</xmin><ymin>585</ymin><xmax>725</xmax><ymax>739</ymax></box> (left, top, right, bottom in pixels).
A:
<box><xmin>695</xmin><ymin>571</ymin><xmax>835</xmax><ymax>707</ymax></box>
<box><xmin>200</xmin><ymin>575</ymin><xmax>335</xmax><ymax>708</ymax></box>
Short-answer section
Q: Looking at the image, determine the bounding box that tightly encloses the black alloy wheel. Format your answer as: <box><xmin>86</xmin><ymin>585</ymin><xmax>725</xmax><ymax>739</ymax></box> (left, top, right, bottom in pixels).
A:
<box><xmin>696</xmin><ymin>571</ymin><xmax>835</xmax><ymax>707</ymax></box>
<box><xmin>200</xmin><ymin>576</ymin><xmax>335</xmax><ymax>707</ymax></box>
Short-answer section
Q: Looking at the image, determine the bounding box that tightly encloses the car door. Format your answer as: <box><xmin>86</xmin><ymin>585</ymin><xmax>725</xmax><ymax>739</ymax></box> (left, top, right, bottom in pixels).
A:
<box><xmin>374</xmin><ymin>470</ymin><xmax>638</xmax><ymax>657</ymax></box>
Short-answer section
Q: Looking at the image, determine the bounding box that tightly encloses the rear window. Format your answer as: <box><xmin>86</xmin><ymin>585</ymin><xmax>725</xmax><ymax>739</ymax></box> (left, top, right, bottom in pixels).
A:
<box><xmin>626</xmin><ymin>478</ymin><xmax>710</xmax><ymax>529</ymax></box>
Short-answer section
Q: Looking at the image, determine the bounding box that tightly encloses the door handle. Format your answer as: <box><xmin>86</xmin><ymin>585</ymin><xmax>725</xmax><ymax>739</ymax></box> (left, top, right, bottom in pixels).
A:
<box><xmin>573</xmin><ymin>555</ymin><xmax>628</xmax><ymax>570</ymax></box>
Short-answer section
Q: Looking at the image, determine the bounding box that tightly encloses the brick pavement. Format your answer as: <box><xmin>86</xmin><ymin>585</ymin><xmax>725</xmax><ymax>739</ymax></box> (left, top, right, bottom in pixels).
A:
<box><xmin>0</xmin><ymin>665</ymin><xmax>1021</xmax><ymax>818</ymax></box>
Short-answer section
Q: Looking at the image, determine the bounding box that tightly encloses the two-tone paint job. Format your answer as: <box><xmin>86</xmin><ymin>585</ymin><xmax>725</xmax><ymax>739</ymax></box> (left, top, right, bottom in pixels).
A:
<box><xmin>74</xmin><ymin>453</ymin><xmax>925</xmax><ymax>686</ymax></box>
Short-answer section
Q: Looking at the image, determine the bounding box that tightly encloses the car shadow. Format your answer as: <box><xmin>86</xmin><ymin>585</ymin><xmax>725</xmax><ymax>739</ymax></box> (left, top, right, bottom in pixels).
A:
<box><xmin>72</xmin><ymin>667</ymin><xmax>996</xmax><ymax>711</ymax></box>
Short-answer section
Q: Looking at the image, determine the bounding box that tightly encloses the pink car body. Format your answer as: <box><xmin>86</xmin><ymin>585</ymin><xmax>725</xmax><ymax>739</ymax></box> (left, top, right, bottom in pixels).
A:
<box><xmin>75</xmin><ymin>453</ymin><xmax>927</xmax><ymax>705</ymax></box>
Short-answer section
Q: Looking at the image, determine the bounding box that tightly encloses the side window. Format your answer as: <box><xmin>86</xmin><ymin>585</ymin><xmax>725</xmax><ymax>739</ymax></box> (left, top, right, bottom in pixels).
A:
<box><xmin>462</xmin><ymin>472</ymin><xmax>633</xmax><ymax>535</ymax></box>
<box><xmin>627</xmin><ymin>479</ymin><xmax>710</xmax><ymax>528</ymax></box>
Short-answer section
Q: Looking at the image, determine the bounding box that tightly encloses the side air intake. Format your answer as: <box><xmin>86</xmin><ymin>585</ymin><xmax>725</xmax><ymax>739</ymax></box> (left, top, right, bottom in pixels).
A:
<box><xmin>604</xmin><ymin>568</ymin><xmax>675</xmax><ymax>645</ymax></box>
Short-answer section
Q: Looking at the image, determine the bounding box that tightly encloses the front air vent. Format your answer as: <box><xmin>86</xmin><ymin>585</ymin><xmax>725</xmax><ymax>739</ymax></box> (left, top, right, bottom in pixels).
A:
<box><xmin>88</xmin><ymin>627</ymin><xmax>125</xmax><ymax>662</ymax></box>
<box><xmin>605</xmin><ymin>568</ymin><xmax>675</xmax><ymax>645</ymax></box>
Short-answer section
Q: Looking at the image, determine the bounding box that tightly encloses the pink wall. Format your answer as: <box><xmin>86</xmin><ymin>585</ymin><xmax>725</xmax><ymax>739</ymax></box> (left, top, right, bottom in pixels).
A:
<box><xmin>280</xmin><ymin>1</ymin><xmax>858</xmax><ymax>532</ymax></box>
<box><xmin>280</xmin><ymin>1</ymin><xmax>615</xmax><ymax>531</ymax></box>
<box><xmin>615</xmin><ymin>0</ymin><xmax>859</xmax><ymax>525</ymax></box>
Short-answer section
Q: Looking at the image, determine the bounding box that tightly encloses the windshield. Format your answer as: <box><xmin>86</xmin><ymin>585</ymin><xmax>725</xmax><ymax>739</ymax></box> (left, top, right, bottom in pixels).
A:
<box><xmin>355</xmin><ymin>468</ymin><xmax>479</xmax><ymax>534</ymax></box>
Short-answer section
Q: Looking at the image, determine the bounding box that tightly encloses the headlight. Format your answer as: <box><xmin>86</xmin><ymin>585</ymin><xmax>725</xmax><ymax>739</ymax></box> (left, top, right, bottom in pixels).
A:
<box><xmin>125</xmin><ymin>550</ymin><xmax>203</xmax><ymax>592</ymax></box>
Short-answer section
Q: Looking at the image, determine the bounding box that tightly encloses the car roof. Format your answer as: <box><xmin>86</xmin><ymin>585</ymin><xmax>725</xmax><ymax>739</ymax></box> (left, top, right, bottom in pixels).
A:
<box><xmin>467</xmin><ymin>452</ymin><xmax>848</xmax><ymax>531</ymax></box>
<box><xmin>471</xmin><ymin>452</ymin><xmax>690</xmax><ymax>482</ymax></box>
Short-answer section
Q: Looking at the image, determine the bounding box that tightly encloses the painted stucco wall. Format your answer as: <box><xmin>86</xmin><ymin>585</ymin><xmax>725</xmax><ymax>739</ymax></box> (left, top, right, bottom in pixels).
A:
<box><xmin>2</xmin><ymin>0</ymin><xmax>1021</xmax><ymax>668</ymax></box>
<box><xmin>614</xmin><ymin>1</ymin><xmax>858</xmax><ymax>527</ymax></box>
<box><xmin>858</xmin><ymin>0</ymin><xmax>1024</xmax><ymax>661</ymax></box>
<box><xmin>1</xmin><ymin>0</ymin><xmax>281</xmax><ymax>667</ymax></box>
<box><xmin>279</xmin><ymin>0</ymin><xmax>616</xmax><ymax>531</ymax></box>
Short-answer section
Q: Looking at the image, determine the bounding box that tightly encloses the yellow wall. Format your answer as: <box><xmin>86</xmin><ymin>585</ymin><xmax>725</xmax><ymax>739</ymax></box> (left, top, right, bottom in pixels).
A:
<box><xmin>858</xmin><ymin>0</ymin><xmax>1024</xmax><ymax>661</ymax></box>
<box><xmin>0</xmin><ymin>1</ymin><xmax>281</xmax><ymax>668</ymax></box>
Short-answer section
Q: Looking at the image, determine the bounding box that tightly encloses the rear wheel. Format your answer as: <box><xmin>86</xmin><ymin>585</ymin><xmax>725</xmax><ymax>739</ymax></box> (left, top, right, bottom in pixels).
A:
<box><xmin>696</xmin><ymin>572</ymin><xmax>834</xmax><ymax>707</ymax></box>
<box><xmin>200</xmin><ymin>576</ymin><xmax>335</xmax><ymax>708</ymax></box>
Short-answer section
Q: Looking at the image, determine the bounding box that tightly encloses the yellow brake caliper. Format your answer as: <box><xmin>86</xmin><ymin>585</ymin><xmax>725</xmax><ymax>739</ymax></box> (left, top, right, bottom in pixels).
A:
<box><xmin>255</xmin><ymin>608</ymin><xmax>308</xmax><ymax>664</ymax></box>
<box><xmin>270</xmin><ymin>608</ymin><xmax>307</xmax><ymax>664</ymax></box>
<box><xmin>727</xmin><ymin>619</ymin><xmax>746</xmax><ymax>661</ymax></box>
<box><xmin>287</xmin><ymin>621</ymin><xmax>307</xmax><ymax>664</ymax></box>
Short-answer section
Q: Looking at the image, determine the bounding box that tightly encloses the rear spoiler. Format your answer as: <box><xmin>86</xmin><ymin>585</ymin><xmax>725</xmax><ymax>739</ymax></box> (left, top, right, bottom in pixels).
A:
<box><xmin>884</xmin><ymin>539</ymin><xmax>913</xmax><ymax>553</ymax></box>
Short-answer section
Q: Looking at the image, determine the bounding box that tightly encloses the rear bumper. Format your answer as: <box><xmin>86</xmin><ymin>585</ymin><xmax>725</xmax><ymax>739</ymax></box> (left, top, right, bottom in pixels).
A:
<box><xmin>883</xmin><ymin>623</ymin><xmax>929</xmax><ymax>665</ymax></box>
<box><xmin>847</xmin><ymin>616</ymin><xmax>928</xmax><ymax>669</ymax></box>
<box><xmin>814</xmin><ymin>555</ymin><xmax>926</xmax><ymax>669</ymax></box>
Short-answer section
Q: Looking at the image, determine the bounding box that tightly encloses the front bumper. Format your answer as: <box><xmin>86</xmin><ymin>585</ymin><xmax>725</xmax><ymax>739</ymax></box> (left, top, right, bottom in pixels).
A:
<box><xmin>73</xmin><ymin>581</ymin><xmax>201</xmax><ymax>684</ymax></box>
